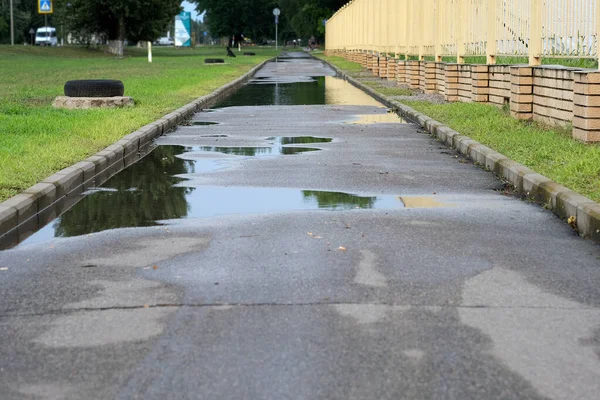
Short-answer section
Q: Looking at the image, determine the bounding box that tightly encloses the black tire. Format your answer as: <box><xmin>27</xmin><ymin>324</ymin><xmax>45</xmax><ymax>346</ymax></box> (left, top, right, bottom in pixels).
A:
<box><xmin>64</xmin><ymin>80</ymin><xmax>124</xmax><ymax>98</ymax></box>
<box><xmin>243</xmin><ymin>52</ymin><xmax>256</xmax><ymax>56</ymax></box>
<box><xmin>204</xmin><ymin>58</ymin><xmax>225</xmax><ymax>64</ymax></box>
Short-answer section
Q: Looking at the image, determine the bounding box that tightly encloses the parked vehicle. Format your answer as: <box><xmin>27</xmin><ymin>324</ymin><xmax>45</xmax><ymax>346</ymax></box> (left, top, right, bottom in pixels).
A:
<box><xmin>35</xmin><ymin>27</ymin><xmax>57</xmax><ymax>46</ymax></box>
<box><xmin>154</xmin><ymin>37</ymin><xmax>174</xmax><ymax>46</ymax></box>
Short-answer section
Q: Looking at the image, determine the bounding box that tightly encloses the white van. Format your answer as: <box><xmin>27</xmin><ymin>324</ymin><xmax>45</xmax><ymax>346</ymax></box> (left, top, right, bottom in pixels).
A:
<box><xmin>35</xmin><ymin>27</ymin><xmax>58</xmax><ymax>46</ymax></box>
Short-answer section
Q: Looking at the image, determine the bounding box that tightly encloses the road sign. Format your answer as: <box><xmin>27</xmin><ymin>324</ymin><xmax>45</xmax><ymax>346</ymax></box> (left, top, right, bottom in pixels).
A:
<box><xmin>29</xmin><ymin>28</ymin><xmax>35</xmax><ymax>34</ymax></box>
<box><xmin>175</xmin><ymin>12</ymin><xmax>192</xmax><ymax>47</ymax></box>
<box><xmin>38</xmin><ymin>0</ymin><xmax>53</xmax><ymax>14</ymax></box>
<box><xmin>203</xmin><ymin>31</ymin><xmax>208</xmax><ymax>37</ymax></box>
<box><xmin>273</xmin><ymin>8</ymin><xmax>280</xmax><ymax>16</ymax></box>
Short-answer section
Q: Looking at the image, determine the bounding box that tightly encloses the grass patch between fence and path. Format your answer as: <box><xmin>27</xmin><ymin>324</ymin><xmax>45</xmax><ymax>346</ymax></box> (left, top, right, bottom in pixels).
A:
<box><xmin>0</xmin><ymin>45</ymin><xmax>279</xmax><ymax>202</ymax></box>
<box><xmin>319</xmin><ymin>54</ymin><xmax>600</xmax><ymax>203</ymax></box>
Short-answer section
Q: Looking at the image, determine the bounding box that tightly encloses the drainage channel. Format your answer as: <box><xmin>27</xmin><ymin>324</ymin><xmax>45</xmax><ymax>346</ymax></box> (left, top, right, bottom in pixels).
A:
<box><xmin>4</xmin><ymin>53</ymin><xmax>411</xmax><ymax>250</ymax></box>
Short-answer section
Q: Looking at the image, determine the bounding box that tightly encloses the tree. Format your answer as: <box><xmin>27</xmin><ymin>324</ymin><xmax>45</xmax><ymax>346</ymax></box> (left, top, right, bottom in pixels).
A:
<box><xmin>67</xmin><ymin>0</ymin><xmax>181</xmax><ymax>56</ymax></box>
<box><xmin>194</xmin><ymin>0</ymin><xmax>277</xmax><ymax>45</ymax></box>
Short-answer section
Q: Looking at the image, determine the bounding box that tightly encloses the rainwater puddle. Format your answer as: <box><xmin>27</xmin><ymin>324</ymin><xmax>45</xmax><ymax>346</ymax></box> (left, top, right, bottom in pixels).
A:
<box><xmin>267</xmin><ymin>136</ymin><xmax>333</xmax><ymax>144</ymax></box>
<box><xmin>349</xmin><ymin>114</ymin><xmax>408</xmax><ymax>124</ymax></box>
<box><xmin>398</xmin><ymin>196</ymin><xmax>451</xmax><ymax>208</ymax></box>
<box><xmin>196</xmin><ymin>146</ymin><xmax>320</xmax><ymax>156</ymax></box>
<box><xmin>214</xmin><ymin>76</ymin><xmax>387</xmax><ymax>108</ymax></box>
<box><xmin>191</xmin><ymin>121</ymin><xmax>219</xmax><ymax>126</ymax></box>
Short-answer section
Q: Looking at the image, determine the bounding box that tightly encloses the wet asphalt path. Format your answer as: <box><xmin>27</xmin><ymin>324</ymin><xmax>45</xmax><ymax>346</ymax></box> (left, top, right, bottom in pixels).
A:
<box><xmin>1</xmin><ymin>53</ymin><xmax>600</xmax><ymax>399</ymax></box>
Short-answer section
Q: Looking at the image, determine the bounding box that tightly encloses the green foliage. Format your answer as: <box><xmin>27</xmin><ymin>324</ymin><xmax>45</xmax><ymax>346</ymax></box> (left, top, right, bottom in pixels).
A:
<box><xmin>194</xmin><ymin>0</ymin><xmax>277</xmax><ymax>42</ymax></box>
<box><xmin>192</xmin><ymin>0</ymin><xmax>345</xmax><ymax>44</ymax></box>
<box><xmin>66</xmin><ymin>0</ymin><xmax>181</xmax><ymax>42</ymax></box>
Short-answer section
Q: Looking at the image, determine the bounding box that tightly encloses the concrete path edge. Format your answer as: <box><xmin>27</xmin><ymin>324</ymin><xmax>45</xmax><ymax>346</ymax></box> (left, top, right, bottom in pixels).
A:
<box><xmin>0</xmin><ymin>58</ymin><xmax>274</xmax><ymax>242</ymax></box>
<box><xmin>320</xmin><ymin>57</ymin><xmax>600</xmax><ymax>243</ymax></box>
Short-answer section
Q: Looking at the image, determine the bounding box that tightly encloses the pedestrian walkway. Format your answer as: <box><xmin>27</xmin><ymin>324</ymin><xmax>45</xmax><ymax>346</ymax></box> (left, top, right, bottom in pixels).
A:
<box><xmin>0</xmin><ymin>53</ymin><xmax>599</xmax><ymax>400</ymax></box>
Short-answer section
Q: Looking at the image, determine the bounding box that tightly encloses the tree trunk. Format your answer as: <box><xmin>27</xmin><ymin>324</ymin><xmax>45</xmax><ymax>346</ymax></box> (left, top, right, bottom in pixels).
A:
<box><xmin>107</xmin><ymin>16</ymin><xmax>125</xmax><ymax>57</ymax></box>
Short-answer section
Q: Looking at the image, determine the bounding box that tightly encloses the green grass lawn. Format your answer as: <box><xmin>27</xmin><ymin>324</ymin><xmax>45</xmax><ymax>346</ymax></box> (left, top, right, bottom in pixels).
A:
<box><xmin>319</xmin><ymin>55</ymin><xmax>600</xmax><ymax>202</ymax></box>
<box><xmin>0</xmin><ymin>45</ymin><xmax>279</xmax><ymax>202</ymax></box>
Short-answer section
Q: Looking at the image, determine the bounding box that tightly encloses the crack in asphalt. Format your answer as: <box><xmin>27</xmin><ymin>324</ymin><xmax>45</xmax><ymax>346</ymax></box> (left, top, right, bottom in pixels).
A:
<box><xmin>0</xmin><ymin>302</ymin><xmax>597</xmax><ymax>319</ymax></box>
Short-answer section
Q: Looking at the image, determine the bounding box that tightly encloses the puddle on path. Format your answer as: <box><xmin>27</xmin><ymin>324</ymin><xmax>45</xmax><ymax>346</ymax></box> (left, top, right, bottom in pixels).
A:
<box><xmin>398</xmin><ymin>196</ymin><xmax>451</xmax><ymax>208</ymax></box>
<box><xmin>191</xmin><ymin>121</ymin><xmax>220</xmax><ymax>126</ymax></box>
<box><xmin>196</xmin><ymin>146</ymin><xmax>320</xmax><ymax>156</ymax></box>
<box><xmin>214</xmin><ymin>76</ymin><xmax>386</xmax><ymax>108</ymax></box>
<box><xmin>17</xmin><ymin>145</ymin><xmax>405</xmax><ymax>246</ymax></box>
<box><xmin>267</xmin><ymin>136</ymin><xmax>333</xmax><ymax>144</ymax></box>
<box><xmin>349</xmin><ymin>114</ymin><xmax>407</xmax><ymax>124</ymax></box>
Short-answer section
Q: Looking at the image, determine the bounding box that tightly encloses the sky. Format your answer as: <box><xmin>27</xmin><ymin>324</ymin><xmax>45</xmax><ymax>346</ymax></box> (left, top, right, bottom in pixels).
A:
<box><xmin>182</xmin><ymin>1</ymin><xmax>203</xmax><ymax>21</ymax></box>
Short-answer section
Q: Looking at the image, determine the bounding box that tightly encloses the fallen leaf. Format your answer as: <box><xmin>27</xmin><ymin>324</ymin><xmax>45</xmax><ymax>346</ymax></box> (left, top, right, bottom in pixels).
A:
<box><xmin>338</xmin><ymin>246</ymin><xmax>347</xmax><ymax>251</ymax></box>
<box><xmin>144</xmin><ymin>304</ymin><xmax>150</xmax><ymax>308</ymax></box>
<box><xmin>152</xmin><ymin>265</ymin><xmax>159</xmax><ymax>270</ymax></box>
<box><xmin>568</xmin><ymin>216</ymin><xmax>577</xmax><ymax>228</ymax></box>
<box><xmin>307</xmin><ymin>232</ymin><xmax>314</xmax><ymax>237</ymax></box>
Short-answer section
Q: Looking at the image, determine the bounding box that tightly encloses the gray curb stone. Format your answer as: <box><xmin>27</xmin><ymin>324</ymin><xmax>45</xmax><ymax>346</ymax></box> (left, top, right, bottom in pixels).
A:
<box><xmin>0</xmin><ymin>57</ymin><xmax>272</xmax><ymax>243</ymax></box>
<box><xmin>321</xmin><ymin>56</ymin><xmax>600</xmax><ymax>241</ymax></box>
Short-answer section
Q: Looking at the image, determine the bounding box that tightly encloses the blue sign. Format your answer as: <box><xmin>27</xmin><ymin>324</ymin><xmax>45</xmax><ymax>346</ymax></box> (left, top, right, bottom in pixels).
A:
<box><xmin>203</xmin><ymin>31</ymin><xmax>208</xmax><ymax>37</ymax></box>
<box><xmin>38</xmin><ymin>0</ymin><xmax>53</xmax><ymax>14</ymax></box>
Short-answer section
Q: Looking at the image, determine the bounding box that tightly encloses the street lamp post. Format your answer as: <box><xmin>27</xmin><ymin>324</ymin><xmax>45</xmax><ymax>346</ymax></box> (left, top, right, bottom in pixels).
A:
<box><xmin>10</xmin><ymin>0</ymin><xmax>14</xmax><ymax>46</ymax></box>
<box><xmin>273</xmin><ymin>8</ymin><xmax>280</xmax><ymax>50</ymax></box>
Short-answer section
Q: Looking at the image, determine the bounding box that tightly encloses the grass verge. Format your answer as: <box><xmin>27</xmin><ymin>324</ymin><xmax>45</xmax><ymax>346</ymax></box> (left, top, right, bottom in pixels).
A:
<box><xmin>320</xmin><ymin>54</ymin><xmax>600</xmax><ymax>202</ymax></box>
<box><xmin>0</xmin><ymin>45</ymin><xmax>279</xmax><ymax>202</ymax></box>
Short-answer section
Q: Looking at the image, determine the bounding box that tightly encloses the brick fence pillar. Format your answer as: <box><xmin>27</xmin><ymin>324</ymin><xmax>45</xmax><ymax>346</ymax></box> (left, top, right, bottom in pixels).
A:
<box><xmin>445</xmin><ymin>64</ymin><xmax>459</xmax><ymax>101</ymax></box>
<box><xmin>471</xmin><ymin>65</ymin><xmax>489</xmax><ymax>102</ymax></box>
<box><xmin>379</xmin><ymin>56</ymin><xmax>388</xmax><ymax>78</ymax></box>
<box><xmin>510</xmin><ymin>66</ymin><xmax>534</xmax><ymax>120</ymax></box>
<box><xmin>373</xmin><ymin>54</ymin><xmax>380</xmax><ymax>76</ymax></box>
<box><xmin>423</xmin><ymin>62</ymin><xmax>437</xmax><ymax>93</ymax></box>
<box><xmin>396</xmin><ymin>60</ymin><xmax>406</xmax><ymax>83</ymax></box>
<box><xmin>387</xmin><ymin>58</ymin><xmax>397</xmax><ymax>80</ymax></box>
<box><xmin>366</xmin><ymin>53</ymin><xmax>373</xmax><ymax>70</ymax></box>
<box><xmin>573</xmin><ymin>71</ymin><xmax>600</xmax><ymax>142</ymax></box>
<box><xmin>407</xmin><ymin>60</ymin><xmax>420</xmax><ymax>89</ymax></box>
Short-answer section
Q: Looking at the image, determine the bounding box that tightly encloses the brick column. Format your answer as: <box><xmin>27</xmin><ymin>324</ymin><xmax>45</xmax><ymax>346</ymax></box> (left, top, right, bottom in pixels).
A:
<box><xmin>471</xmin><ymin>65</ymin><xmax>489</xmax><ymax>102</ymax></box>
<box><xmin>423</xmin><ymin>62</ymin><xmax>437</xmax><ymax>93</ymax></box>
<box><xmin>361</xmin><ymin>52</ymin><xmax>368</xmax><ymax>68</ymax></box>
<box><xmin>396</xmin><ymin>60</ymin><xmax>406</xmax><ymax>84</ymax></box>
<box><xmin>366</xmin><ymin>53</ymin><xmax>374</xmax><ymax>71</ymax></box>
<box><xmin>387</xmin><ymin>59</ymin><xmax>397</xmax><ymax>80</ymax></box>
<box><xmin>510</xmin><ymin>66</ymin><xmax>534</xmax><ymax>120</ymax></box>
<box><xmin>573</xmin><ymin>71</ymin><xmax>600</xmax><ymax>142</ymax></box>
<box><xmin>406</xmin><ymin>61</ymin><xmax>420</xmax><ymax>89</ymax></box>
<box><xmin>372</xmin><ymin>54</ymin><xmax>380</xmax><ymax>76</ymax></box>
<box><xmin>445</xmin><ymin>64</ymin><xmax>459</xmax><ymax>101</ymax></box>
<box><xmin>379</xmin><ymin>56</ymin><xmax>388</xmax><ymax>78</ymax></box>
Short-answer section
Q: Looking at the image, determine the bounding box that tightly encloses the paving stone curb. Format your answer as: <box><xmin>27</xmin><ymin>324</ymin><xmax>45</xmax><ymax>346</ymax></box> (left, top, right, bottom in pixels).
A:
<box><xmin>0</xmin><ymin>58</ymin><xmax>273</xmax><ymax>246</ymax></box>
<box><xmin>321</xmin><ymin>57</ymin><xmax>600</xmax><ymax>242</ymax></box>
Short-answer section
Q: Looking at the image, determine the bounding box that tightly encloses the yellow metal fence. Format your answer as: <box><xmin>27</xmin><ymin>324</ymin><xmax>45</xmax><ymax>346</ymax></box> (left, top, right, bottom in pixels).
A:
<box><xmin>326</xmin><ymin>0</ymin><xmax>600</xmax><ymax>65</ymax></box>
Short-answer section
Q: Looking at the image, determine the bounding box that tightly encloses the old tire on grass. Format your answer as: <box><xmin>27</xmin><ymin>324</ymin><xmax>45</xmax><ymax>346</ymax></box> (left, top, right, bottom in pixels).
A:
<box><xmin>205</xmin><ymin>58</ymin><xmax>225</xmax><ymax>64</ymax></box>
<box><xmin>64</xmin><ymin>80</ymin><xmax>125</xmax><ymax>98</ymax></box>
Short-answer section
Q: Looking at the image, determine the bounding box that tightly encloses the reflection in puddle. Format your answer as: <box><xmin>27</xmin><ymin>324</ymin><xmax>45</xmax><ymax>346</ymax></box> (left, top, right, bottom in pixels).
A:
<box><xmin>398</xmin><ymin>196</ymin><xmax>451</xmax><ymax>208</ymax></box>
<box><xmin>191</xmin><ymin>121</ymin><xmax>219</xmax><ymax>126</ymax></box>
<box><xmin>349</xmin><ymin>114</ymin><xmax>407</xmax><ymax>124</ymax></box>
<box><xmin>214</xmin><ymin>75</ymin><xmax>387</xmax><ymax>108</ymax></box>
<box><xmin>267</xmin><ymin>136</ymin><xmax>333</xmax><ymax>145</ymax></box>
<box><xmin>197</xmin><ymin>146</ymin><xmax>320</xmax><ymax>156</ymax></box>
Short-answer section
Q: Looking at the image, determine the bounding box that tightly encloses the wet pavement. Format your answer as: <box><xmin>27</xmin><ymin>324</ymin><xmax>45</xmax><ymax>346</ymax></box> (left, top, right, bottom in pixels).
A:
<box><xmin>1</xmin><ymin>52</ymin><xmax>600</xmax><ymax>400</ymax></box>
